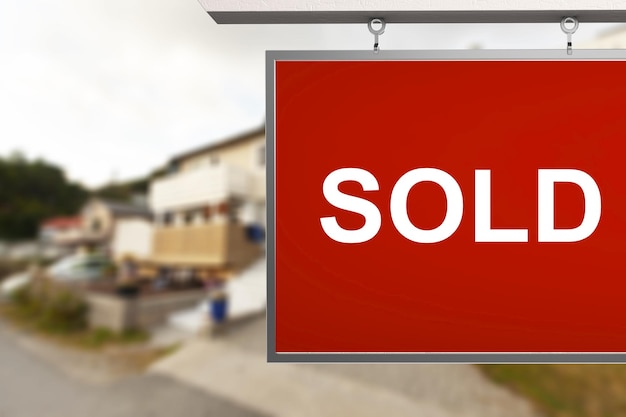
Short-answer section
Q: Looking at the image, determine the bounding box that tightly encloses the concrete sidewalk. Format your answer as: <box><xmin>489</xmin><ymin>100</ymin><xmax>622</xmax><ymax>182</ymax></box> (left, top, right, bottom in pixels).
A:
<box><xmin>150</xmin><ymin>321</ymin><xmax>540</xmax><ymax>417</ymax></box>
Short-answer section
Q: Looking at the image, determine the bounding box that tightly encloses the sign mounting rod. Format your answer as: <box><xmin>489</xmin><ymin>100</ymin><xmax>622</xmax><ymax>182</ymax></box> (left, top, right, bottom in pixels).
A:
<box><xmin>199</xmin><ymin>0</ymin><xmax>626</xmax><ymax>24</ymax></box>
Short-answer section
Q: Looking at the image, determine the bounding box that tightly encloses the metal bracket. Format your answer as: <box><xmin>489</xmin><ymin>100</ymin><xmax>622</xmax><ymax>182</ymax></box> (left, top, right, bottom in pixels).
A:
<box><xmin>561</xmin><ymin>17</ymin><xmax>579</xmax><ymax>55</ymax></box>
<box><xmin>368</xmin><ymin>18</ymin><xmax>386</xmax><ymax>53</ymax></box>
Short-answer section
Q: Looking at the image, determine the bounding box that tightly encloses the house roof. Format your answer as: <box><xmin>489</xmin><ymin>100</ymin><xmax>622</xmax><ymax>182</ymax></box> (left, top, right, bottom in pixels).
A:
<box><xmin>169</xmin><ymin>126</ymin><xmax>265</xmax><ymax>166</ymax></box>
<box><xmin>99</xmin><ymin>199</ymin><xmax>152</xmax><ymax>219</ymax></box>
<box><xmin>83</xmin><ymin>198</ymin><xmax>152</xmax><ymax>219</ymax></box>
<box><xmin>41</xmin><ymin>216</ymin><xmax>82</xmax><ymax>229</ymax></box>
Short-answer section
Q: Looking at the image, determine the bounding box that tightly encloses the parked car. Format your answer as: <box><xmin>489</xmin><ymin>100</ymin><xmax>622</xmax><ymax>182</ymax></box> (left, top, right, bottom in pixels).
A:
<box><xmin>47</xmin><ymin>253</ymin><xmax>113</xmax><ymax>282</ymax></box>
<box><xmin>0</xmin><ymin>253</ymin><xmax>114</xmax><ymax>299</ymax></box>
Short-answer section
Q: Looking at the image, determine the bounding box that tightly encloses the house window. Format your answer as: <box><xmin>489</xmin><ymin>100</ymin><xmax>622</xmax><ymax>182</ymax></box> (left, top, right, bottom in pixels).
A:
<box><xmin>210</xmin><ymin>155</ymin><xmax>219</xmax><ymax>166</ymax></box>
<box><xmin>162</xmin><ymin>212</ymin><xmax>173</xmax><ymax>226</ymax></box>
<box><xmin>91</xmin><ymin>219</ymin><xmax>102</xmax><ymax>233</ymax></box>
<box><xmin>228</xmin><ymin>198</ymin><xmax>243</xmax><ymax>223</ymax></box>
<box><xmin>203</xmin><ymin>206</ymin><xmax>212</xmax><ymax>222</ymax></box>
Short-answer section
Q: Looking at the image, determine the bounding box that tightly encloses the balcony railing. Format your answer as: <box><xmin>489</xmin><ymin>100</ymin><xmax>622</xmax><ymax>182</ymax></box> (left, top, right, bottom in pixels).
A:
<box><xmin>151</xmin><ymin>223</ymin><xmax>261</xmax><ymax>268</ymax></box>
<box><xmin>149</xmin><ymin>164</ymin><xmax>255</xmax><ymax>212</ymax></box>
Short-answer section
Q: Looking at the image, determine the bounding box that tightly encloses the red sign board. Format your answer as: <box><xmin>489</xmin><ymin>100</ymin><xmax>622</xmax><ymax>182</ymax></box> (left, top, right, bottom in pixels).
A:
<box><xmin>268</xmin><ymin>51</ymin><xmax>626</xmax><ymax>362</ymax></box>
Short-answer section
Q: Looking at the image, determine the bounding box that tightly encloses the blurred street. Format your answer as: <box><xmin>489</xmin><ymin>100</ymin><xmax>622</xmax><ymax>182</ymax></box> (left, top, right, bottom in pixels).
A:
<box><xmin>0</xmin><ymin>314</ymin><xmax>542</xmax><ymax>417</ymax></box>
<box><xmin>0</xmin><ymin>324</ymin><xmax>267</xmax><ymax>417</ymax></box>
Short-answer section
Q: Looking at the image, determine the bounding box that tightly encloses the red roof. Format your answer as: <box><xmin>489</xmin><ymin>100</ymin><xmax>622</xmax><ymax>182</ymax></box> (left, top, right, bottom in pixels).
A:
<box><xmin>41</xmin><ymin>216</ymin><xmax>82</xmax><ymax>229</ymax></box>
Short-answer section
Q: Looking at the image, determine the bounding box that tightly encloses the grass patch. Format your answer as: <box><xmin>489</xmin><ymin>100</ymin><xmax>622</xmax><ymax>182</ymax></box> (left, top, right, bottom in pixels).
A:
<box><xmin>478</xmin><ymin>364</ymin><xmax>626</xmax><ymax>417</ymax></box>
<box><xmin>1</xmin><ymin>302</ymin><xmax>149</xmax><ymax>350</ymax></box>
<box><xmin>1</xmin><ymin>279</ymin><xmax>149</xmax><ymax>351</ymax></box>
<box><xmin>83</xmin><ymin>326</ymin><xmax>146</xmax><ymax>346</ymax></box>
<box><xmin>70</xmin><ymin>327</ymin><xmax>149</xmax><ymax>350</ymax></box>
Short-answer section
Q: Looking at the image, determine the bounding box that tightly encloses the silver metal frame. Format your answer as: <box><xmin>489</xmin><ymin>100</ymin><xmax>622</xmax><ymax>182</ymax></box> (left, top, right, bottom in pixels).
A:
<box><xmin>266</xmin><ymin>49</ymin><xmax>626</xmax><ymax>363</ymax></box>
<box><xmin>210</xmin><ymin>10</ymin><xmax>626</xmax><ymax>24</ymax></box>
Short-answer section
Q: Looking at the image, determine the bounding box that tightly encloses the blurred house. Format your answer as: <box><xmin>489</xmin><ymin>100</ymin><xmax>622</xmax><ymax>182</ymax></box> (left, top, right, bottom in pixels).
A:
<box><xmin>80</xmin><ymin>198</ymin><xmax>152</xmax><ymax>255</ymax></box>
<box><xmin>149</xmin><ymin>127</ymin><xmax>265</xmax><ymax>272</ymax></box>
<box><xmin>40</xmin><ymin>216</ymin><xmax>83</xmax><ymax>245</ymax></box>
<box><xmin>36</xmin><ymin>216</ymin><xmax>84</xmax><ymax>259</ymax></box>
<box><xmin>0</xmin><ymin>216</ymin><xmax>84</xmax><ymax>262</ymax></box>
<box><xmin>110</xmin><ymin>217</ymin><xmax>153</xmax><ymax>262</ymax></box>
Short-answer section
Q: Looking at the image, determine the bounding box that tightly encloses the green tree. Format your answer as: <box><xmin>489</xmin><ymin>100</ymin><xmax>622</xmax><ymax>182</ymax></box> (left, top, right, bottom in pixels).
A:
<box><xmin>0</xmin><ymin>153</ymin><xmax>88</xmax><ymax>241</ymax></box>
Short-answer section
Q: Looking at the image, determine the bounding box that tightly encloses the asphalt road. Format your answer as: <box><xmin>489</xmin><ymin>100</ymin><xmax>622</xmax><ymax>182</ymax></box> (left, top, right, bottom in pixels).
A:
<box><xmin>0</xmin><ymin>326</ymin><xmax>269</xmax><ymax>417</ymax></box>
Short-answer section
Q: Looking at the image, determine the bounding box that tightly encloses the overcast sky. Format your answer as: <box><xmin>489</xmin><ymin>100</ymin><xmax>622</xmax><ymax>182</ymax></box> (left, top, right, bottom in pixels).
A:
<box><xmin>0</xmin><ymin>0</ymin><xmax>622</xmax><ymax>188</ymax></box>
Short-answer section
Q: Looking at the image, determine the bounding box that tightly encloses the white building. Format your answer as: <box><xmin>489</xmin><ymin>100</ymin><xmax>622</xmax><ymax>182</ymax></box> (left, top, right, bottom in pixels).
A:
<box><xmin>148</xmin><ymin>127</ymin><xmax>266</xmax><ymax>272</ymax></box>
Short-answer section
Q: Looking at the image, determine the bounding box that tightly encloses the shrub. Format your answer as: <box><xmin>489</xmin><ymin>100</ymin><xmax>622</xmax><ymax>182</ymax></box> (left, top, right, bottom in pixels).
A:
<box><xmin>5</xmin><ymin>277</ymin><xmax>150</xmax><ymax>351</ymax></box>
<box><xmin>10</xmin><ymin>277</ymin><xmax>88</xmax><ymax>334</ymax></box>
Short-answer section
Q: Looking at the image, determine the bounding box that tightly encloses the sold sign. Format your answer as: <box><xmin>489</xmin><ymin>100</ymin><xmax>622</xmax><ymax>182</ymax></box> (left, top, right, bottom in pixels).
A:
<box><xmin>268</xmin><ymin>51</ymin><xmax>626</xmax><ymax>362</ymax></box>
<box><xmin>321</xmin><ymin>168</ymin><xmax>601</xmax><ymax>244</ymax></box>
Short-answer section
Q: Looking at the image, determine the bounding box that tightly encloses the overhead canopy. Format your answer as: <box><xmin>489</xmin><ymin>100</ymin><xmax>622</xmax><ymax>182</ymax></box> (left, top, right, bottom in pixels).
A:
<box><xmin>199</xmin><ymin>0</ymin><xmax>626</xmax><ymax>24</ymax></box>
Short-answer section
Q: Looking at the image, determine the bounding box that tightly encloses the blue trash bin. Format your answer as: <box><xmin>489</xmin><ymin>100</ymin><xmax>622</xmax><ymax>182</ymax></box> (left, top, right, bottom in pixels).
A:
<box><xmin>210</xmin><ymin>294</ymin><xmax>228</xmax><ymax>323</ymax></box>
<box><xmin>245</xmin><ymin>224</ymin><xmax>265</xmax><ymax>244</ymax></box>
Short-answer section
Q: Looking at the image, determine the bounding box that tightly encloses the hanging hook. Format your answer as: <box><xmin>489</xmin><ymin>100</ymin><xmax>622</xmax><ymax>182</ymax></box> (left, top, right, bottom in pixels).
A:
<box><xmin>368</xmin><ymin>18</ymin><xmax>386</xmax><ymax>53</ymax></box>
<box><xmin>560</xmin><ymin>17</ymin><xmax>579</xmax><ymax>55</ymax></box>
